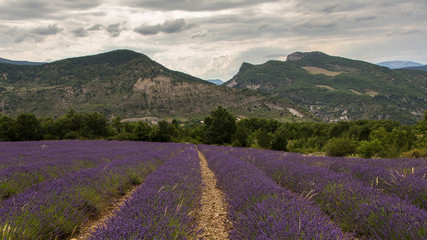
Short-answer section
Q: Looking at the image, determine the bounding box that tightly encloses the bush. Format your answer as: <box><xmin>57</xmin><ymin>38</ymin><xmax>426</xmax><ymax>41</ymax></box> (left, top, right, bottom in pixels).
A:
<box><xmin>401</xmin><ymin>149</ymin><xmax>427</xmax><ymax>159</ymax></box>
<box><xmin>356</xmin><ymin>139</ymin><xmax>384</xmax><ymax>158</ymax></box>
<box><xmin>324</xmin><ymin>138</ymin><xmax>357</xmax><ymax>157</ymax></box>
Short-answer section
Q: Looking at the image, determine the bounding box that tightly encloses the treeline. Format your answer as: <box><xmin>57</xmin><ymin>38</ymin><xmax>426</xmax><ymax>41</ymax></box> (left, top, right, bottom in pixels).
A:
<box><xmin>1</xmin><ymin>107</ymin><xmax>426</xmax><ymax>158</ymax></box>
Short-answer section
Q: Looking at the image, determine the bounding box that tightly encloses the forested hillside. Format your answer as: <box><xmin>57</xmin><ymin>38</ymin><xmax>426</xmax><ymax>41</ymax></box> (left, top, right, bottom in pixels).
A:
<box><xmin>0</xmin><ymin>50</ymin><xmax>310</xmax><ymax>121</ymax></box>
<box><xmin>226</xmin><ymin>52</ymin><xmax>427</xmax><ymax>124</ymax></box>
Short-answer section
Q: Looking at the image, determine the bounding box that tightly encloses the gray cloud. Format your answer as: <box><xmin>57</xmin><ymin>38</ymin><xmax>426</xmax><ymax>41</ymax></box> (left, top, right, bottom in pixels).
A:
<box><xmin>106</xmin><ymin>24</ymin><xmax>122</xmax><ymax>37</ymax></box>
<box><xmin>0</xmin><ymin>0</ymin><xmax>102</xmax><ymax>20</ymax></box>
<box><xmin>30</xmin><ymin>24</ymin><xmax>63</xmax><ymax>35</ymax></box>
<box><xmin>71</xmin><ymin>24</ymin><xmax>105</xmax><ymax>37</ymax></box>
<box><xmin>87</xmin><ymin>24</ymin><xmax>104</xmax><ymax>31</ymax></box>
<box><xmin>124</xmin><ymin>0</ymin><xmax>278</xmax><ymax>11</ymax></box>
<box><xmin>71</xmin><ymin>27</ymin><xmax>88</xmax><ymax>37</ymax></box>
<box><xmin>135</xmin><ymin>19</ymin><xmax>195</xmax><ymax>36</ymax></box>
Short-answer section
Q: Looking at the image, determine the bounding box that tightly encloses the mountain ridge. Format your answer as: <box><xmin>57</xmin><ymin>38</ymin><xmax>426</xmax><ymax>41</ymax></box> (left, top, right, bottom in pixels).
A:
<box><xmin>377</xmin><ymin>61</ymin><xmax>423</xmax><ymax>69</ymax></box>
<box><xmin>0</xmin><ymin>57</ymin><xmax>46</xmax><ymax>66</ymax></box>
<box><xmin>0</xmin><ymin>50</ymin><xmax>311</xmax><ymax>122</ymax></box>
<box><xmin>225</xmin><ymin>51</ymin><xmax>427</xmax><ymax>124</ymax></box>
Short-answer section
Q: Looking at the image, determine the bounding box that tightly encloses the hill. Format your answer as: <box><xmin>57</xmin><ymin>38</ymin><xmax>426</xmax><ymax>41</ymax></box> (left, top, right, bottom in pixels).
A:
<box><xmin>0</xmin><ymin>57</ymin><xmax>46</xmax><ymax>66</ymax></box>
<box><xmin>206</xmin><ymin>79</ymin><xmax>224</xmax><ymax>85</ymax></box>
<box><xmin>225</xmin><ymin>52</ymin><xmax>427</xmax><ymax>124</ymax></box>
<box><xmin>0</xmin><ymin>50</ymin><xmax>311</xmax><ymax>121</ymax></box>
<box><xmin>404</xmin><ymin>65</ymin><xmax>427</xmax><ymax>72</ymax></box>
<box><xmin>377</xmin><ymin>61</ymin><xmax>423</xmax><ymax>69</ymax></box>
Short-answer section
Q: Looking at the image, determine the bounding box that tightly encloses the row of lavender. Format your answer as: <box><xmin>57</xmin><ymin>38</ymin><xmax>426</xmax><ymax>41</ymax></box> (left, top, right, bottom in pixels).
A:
<box><xmin>0</xmin><ymin>141</ymin><xmax>129</xmax><ymax>200</ymax></box>
<box><xmin>89</xmin><ymin>145</ymin><xmax>202</xmax><ymax>239</ymax></box>
<box><xmin>307</xmin><ymin>155</ymin><xmax>427</xmax><ymax>209</ymax></box>
<box><xmin>211</xmin><ymin>145</ymin><xmax>427</xmax><ymax>239</ymax></box>
<box><xmin>198</xmin><ymin>145</ymin><xmax>351</xmax><ymax>239</ymax></box>
<box><xmin>0</xmin><ymin>141</ymin><xmax>187</xmax><ymax>239</ymax></box>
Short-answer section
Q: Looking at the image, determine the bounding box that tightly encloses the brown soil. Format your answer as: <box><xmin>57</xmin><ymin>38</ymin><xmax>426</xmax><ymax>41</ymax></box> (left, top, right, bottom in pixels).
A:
<box><xmin>195</xmin><ymin>149</ymin><xmax>231</xmax><ymax>239</ymax></box>
<box><xmin>69</xmin><ymin>185</ymin><xmax>140</xmax><ymax>240</ymax></box>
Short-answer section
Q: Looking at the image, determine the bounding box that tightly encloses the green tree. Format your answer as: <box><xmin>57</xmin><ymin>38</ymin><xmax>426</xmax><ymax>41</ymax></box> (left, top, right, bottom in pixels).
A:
<box><xmin>111</xmin><ymin>116</ymin><xmax>123</xmax><ymax>134</ymax></box>
<box><xmin>15</xmin><ymin>113</ymin><xmax>41</xmax><ymax>141</ymax></box>
<box><xmin>204</xmin><ymin>106</ymin><xmax>236</xmax><ymax>144</ymax></box>
<box><xmin>0</xmin><ymin>115</ymin><xmax>17</xmax><ymax>141</ymax></box>
<box><xmin>271</xmin><ymin>127</ymin><xmax>288</xmax><ymax>151</ymax></box>
<box><xmin>133</xmin><ymin>121</ymin><xmax>151</xmax><ymax>141</ymax></box>
<box><xmin>232</xmin><ymin>124</ymin><xmax>250</xmax><ymax>147</ymax></box>
<box><xmin>81</xmin><ymin>112</ymin><xmax>108</xmax><ymax>138</ymax></box>
<box><xmin>324</xmin><ymin>138</ymin><xmax>357</xmax><ymax>157</ymax></box>
<box><xmin>254</xmin><ymin>129</ymin><xmax>273</xmax><ymax>149</ymax></box>
<box><xmin>151</xmin><ymin>121</ymin><xmax>178</xmax><ymax>142</ymax></box>
<box><xmin>356</xmin><ymin>139</ymin><xmax>385</xmax><ymax>158</ymax></box>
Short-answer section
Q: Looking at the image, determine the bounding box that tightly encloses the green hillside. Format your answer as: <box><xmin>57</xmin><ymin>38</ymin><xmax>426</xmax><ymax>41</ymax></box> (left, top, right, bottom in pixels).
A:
<box><xmin>225</xmin><ymin>52</ymin><xmax>427</xmax><ymax>124</ymax></box>
<box><xmin>0</xmin><ymin>50</ymin><xmax>312</xmax><ymax>121</ymax></box>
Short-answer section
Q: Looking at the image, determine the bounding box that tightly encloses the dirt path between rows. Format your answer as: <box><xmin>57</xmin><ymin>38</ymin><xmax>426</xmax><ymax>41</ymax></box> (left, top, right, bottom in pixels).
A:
<box><xmin>195</xmin><ymin>149</ymin><xmax>231</xmax><ymax>239</ymax></box>
<box><xmin>70</xmin><ymin>185</ymin><xmax>140</xmax><ymax>240</ymax></box>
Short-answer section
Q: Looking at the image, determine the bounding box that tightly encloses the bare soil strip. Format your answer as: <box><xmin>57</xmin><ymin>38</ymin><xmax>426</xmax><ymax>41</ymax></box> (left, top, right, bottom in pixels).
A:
<box><xmin>70</xmin><ymin>185</ymin><xmax>140</xmax><ymax>240</ymax></box>
<box><xmin>195</xmin><ymin>149</ymin><xmax>231</xmax><ymax>240</ymax></box>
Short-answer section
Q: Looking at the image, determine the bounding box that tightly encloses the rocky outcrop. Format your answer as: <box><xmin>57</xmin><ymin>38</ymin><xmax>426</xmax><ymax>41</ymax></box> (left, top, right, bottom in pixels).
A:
<box><xmin>286</xmin><ymin>51</ymin><xmax>326</xmax><ymax>61</ymax></box>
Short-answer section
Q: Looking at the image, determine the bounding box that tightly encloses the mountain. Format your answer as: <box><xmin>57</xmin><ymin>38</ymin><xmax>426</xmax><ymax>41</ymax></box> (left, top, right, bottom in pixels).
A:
<box><xmin>377</xmin><ymin>61</ymin><xmax>423</xmax><ymax>69</ymax></box>
<box><xmin>0</xmin><ymin>57</ymin><xmax>46</xmax><ymax>66</ymax></box>
<box><xmin>206</xmin><ymin>79</ymin><xmax>224</xmax><ymax>85</ymax></box>
<box><xmin>225</xmin><ymin>51</ymin><xmax>427</xmax><ymax>124</ymax></box>
<box><xmin>0</xmin><ymin>50</ymin><xmax>312</xmax><ymax>121</ymax></box>
<box><xmin>404</xmin><ymin>65</ymin><xmax>427</xmax><ymax>72</ymax></box>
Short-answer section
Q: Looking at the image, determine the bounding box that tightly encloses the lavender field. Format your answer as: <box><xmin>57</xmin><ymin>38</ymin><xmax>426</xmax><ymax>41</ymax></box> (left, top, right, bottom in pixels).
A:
<box><xmin>0</xmin><ymin>141</ymin><xmax>426</xmax><ymax>239</ymax></box>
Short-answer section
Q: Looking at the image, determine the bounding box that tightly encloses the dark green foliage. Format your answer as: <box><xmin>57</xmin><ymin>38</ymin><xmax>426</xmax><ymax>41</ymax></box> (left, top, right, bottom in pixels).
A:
<box><xmin>324</xmin><ymin>138</ymin><xmax>357</xmax><ymax>157</ymax></box>
<box><xmin>133</xmin><ymin>121</ymin><xmax>151</xmax><ymax>141</ymax></box>
<box><xmin>271</xmin><ymin>128</ymin><xmax>288</xmax><ymax>151</ymax></box>
<box><xmin>0</xmin><ymin>115</ymin><xmax>17</xmax><ymax>141</ymax></box>
<box><xmin>232</xmin><ymin>124</ymin><xmax>250</xmax><ymax>147</ymax></box>
<box><xmin>15</xmin><ymin>113</ymin><xmax>41</xmax><ymax>141</ymax></box>
<box><xmin>151</xmin><ymin>121</ymin><xmax>178</xmax><ymax>142</ymax></box>
<box><xmin>0</xmin><ymin>107</ymin><xmax>425</xmax><ymax>159</ymax></box>
<box><xmin>254</xmin><ymin>129</ymin><xmax>273</xmax><ymax>149</ymax></box>
<box><xmin>204</xmin><ymin>106</ymin><xmax>236</xmax><ymax>144</ymax></box>
<box><xmin>81</xmin><ymin>112</ymin><xmax>108</xmax><ymax>138</ymax></box>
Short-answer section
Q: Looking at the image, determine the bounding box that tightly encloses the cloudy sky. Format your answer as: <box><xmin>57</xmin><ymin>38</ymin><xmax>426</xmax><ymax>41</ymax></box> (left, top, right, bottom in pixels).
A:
<box><xmin>0</xmin><ymin>0</ymin><xmax>426</xmax><ymax>80</ymax></box>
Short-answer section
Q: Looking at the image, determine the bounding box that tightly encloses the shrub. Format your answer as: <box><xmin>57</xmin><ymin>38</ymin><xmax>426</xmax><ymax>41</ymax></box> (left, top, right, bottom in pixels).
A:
<box><xmin>356</xmin><ymin>139</ymin><xmax>384</xmax><ymax>158</ymax></box>
<box><xmin>401</xmin><ymin>149</ymin><xmax>427</xmax><ymax>159</ymax></box>
<box><xmin>324</xmin><ymin>138</ymin><xmax>357</xmax><ymax>157</ymax></box>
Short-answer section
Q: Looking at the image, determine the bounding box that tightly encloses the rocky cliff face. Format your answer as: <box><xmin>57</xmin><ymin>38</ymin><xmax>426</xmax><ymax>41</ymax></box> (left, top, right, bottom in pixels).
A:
<box><xmin>286</xmin><ymin>51</ymin><xmax>326</xmax><ymax>61</ymax></box>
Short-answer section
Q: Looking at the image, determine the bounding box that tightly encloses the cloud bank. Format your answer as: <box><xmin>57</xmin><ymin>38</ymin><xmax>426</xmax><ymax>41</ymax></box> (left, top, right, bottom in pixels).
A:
<box><xmin>0</xmin><ymin>0</ymin><xmax>426</xmax><ymax>80</ymax></box>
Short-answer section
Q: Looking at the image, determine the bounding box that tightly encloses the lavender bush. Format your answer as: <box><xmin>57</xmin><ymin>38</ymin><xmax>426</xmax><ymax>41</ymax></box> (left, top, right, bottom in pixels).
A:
<box><xmin>89</xmin><ymin>145</ymin><xmax>202</xmax><ymax>239</ymax></box>
<box><xmin>198</xmin><ymin>145</ymin><xmax>349</xmax><ymax>240</ymax></box>
<box><xmin>216</xmin><ymin>146</ymin><xmax>427</xmax><ymax>239</ymax></box>
<box><xmin>0</xmin><ymin>141</ymin><xmax>186</xmax><ymax>239</ymax></box>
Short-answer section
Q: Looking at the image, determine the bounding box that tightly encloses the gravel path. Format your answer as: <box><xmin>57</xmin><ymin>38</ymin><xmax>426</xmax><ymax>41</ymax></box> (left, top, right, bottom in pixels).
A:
<box><xmin>195</xmin><ymin>149</ymin><xmax>231</xmax><ymax>239</ymax></box>
<box><xmin>70</xmin><ymin>185</ymin><xmax>140</xmax><ymax>240</ymax></box>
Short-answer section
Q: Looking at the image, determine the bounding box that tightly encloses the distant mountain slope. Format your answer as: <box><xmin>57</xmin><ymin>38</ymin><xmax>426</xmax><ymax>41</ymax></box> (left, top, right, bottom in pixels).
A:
<box><xmin>0</xmin><ymin>57</ymin><xmax>46</xmax><ymax>66</ymax></box>
<box><xmin>377</xmin><ymin>61</ymin><xmax>423</xmax><ymax>69</ymax></box>
<box><xmin>206</xmin><ymin>79</ymin><xmax>224</xmax><ymax>85</ymax></box>
<box><xmin>0</xmin><ymin>50</ymin><xmax>311</xmax><ymax>121</ymax></box>
<box><xmin>403</xmin><ymin>65</ymin><xmax>427</xmax><ymax>72</ymax></box>
<box><xmin>225</xmin><ymin>52</ymin><xmax>427</xmax><ymax>124</ymax></box>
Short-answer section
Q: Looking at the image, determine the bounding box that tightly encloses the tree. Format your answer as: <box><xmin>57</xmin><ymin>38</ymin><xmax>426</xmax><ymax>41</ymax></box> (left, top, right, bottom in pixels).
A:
<box><xmin>151</xmin><ymin>121</ymin><xmax>178</xmax><ymax>142</ymax></box>
<box><xmin>15</xmin><ymin>113</ymin><xmax>41</xmax><ymax>141</ymax></box>
<box><xmin>324</xmin><ymin>138</ymin><xmax>357</xmax><ymax>157</ymax></box>
<box><xmin>254</xmin><ymin>129</ymin><xmax>273</xmax><ymax>149</ymax></box>
<box><xmin>271</xmin><ymin>128</ymin><xmax>288</xmax><ymax>151</ymax></box>
<box><xmin>0</xmin><ymin>115</ymin><xmax>17</xmax><ymax>141</ymax></box>
<box><xmin>81</xmin><ymin>112</ymin><xmax>108</xmax><ymax>138</ymax></box>
<box><xmin>232</xmin><ymin>124</ymin><xmax>250</xmax><ymax>147</ymax></box>
<box><xmin>204</xmin><ymin>106</ymin><xmax>236</xmax><ymax>144</ymax></box>
<box><xmin>133</xmin><ymin>121</ymin><xmax>151</xmax><ymax>141</ymax></box>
